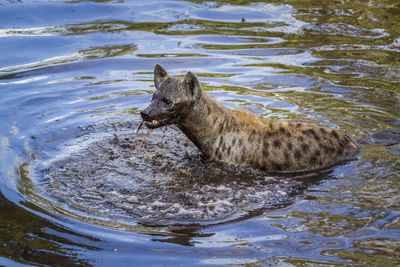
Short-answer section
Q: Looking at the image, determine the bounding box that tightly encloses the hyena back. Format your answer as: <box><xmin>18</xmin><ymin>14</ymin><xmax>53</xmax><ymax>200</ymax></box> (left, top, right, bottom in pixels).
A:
<box><xmin>141</xmin><ymin>64</ymin><xmax>359</xmax><ymax>172</ymax></box>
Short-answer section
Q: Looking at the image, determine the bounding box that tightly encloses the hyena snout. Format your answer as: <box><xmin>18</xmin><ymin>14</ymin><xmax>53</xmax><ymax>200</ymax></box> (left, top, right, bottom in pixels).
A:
<box><xmin>140</xmin><ymin>107</ymin><xmax>151</xmax><ymax>121</ymax></box>
<box><xmin>140</xmin><ymin>104</ymin><xmax>167</xmax><ymax>129</ymax></box>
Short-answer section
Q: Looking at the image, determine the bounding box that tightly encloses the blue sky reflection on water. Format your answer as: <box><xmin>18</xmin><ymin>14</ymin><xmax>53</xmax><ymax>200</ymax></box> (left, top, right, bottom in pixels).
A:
<box><xmin>0</xmin><ymin>0</ymin><xmax>399</xmax><ymax>266</ymax></box>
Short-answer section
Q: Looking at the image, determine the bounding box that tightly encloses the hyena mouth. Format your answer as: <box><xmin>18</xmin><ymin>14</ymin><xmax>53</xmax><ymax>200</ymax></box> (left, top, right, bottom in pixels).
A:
<box><xmin>144</xmin><ymin>119</ymin><xmax>164</xmax><ymax>129</ymax></box>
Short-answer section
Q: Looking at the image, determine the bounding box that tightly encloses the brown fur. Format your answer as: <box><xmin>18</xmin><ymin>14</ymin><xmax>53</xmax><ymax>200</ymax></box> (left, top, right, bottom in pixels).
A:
<box><xmin>141</xmin><ymin>64</ymin><xmax>359</xmax><ymax>172</ymax></box>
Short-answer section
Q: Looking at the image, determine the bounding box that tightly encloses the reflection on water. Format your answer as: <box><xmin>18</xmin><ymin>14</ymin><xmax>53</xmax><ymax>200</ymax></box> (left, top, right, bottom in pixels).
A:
<box><xmin>0</xmin><ymin>0</ymin><xmax>399</xmax><ymax>265</ymax></box>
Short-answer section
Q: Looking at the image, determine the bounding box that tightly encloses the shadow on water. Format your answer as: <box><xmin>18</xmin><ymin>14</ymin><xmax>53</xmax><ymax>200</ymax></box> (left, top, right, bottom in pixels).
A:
<box><xmin>0</xmin><ymin>0</ymin><xmax>399</xmax><ymax>265</ymax></box>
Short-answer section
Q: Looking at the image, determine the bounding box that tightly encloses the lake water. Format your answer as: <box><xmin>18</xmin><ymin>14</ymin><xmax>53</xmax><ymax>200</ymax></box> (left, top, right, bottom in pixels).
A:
<box><xmin>0</xmin><ymin>0</ymin><xmax>399</xmax><ymax>265</ymax></box>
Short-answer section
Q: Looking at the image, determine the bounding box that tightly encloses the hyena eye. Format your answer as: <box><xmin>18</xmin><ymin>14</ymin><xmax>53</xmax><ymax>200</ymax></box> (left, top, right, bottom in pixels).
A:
<box><xmin>162</xmin><ymin>99</ymin><xmax>173</xmax><ymax>107</ymax></box>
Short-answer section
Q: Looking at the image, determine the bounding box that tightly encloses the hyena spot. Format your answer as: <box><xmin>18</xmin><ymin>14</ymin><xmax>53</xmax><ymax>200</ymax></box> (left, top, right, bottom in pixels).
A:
<box><xmin>273</xmin><ymin>162</ymin><xmax>283</xmax><ymax>171</ymax></box>
<box><xmin>268</xmin><ymin>121</ymin><xmax>275</xmax><ymax>130</ymax></box>
<box><xmin>273</xmin><ymin>140</ymin><xmax>281</xmax><ymax>148</ymax></box>
<box><xmin>294</xmin><ymin>149</ymin><xmax>302</xmax><ymax>159</ymax></box>
<box><xmin>296</xmin><ymin>123</ymin><xmax>303</xmax><ymax>128</ymax></box>
<box><xmin>248</xmin><ymin>130</ymin><xmax>256</xmax><ymax>143</ymax></box>
<box><xmin>279</xmin><ymin>127</ymin><xmax>286</xmax><ymax>134</ymax></box>
<box><xmin>265</xmin><ymin>131</ymin><xmax>274</xmax><ymax>138</ymax></box>
<box><xmin>301</xmin><ymin>144</ymin><xmax>309</xmax><ymax>152</ymax></box>
<box><xmin>258</xmin><ymin>160</ymin><xmax>266</xmax><ymax>170</ymax></box>
<box><xmin>320</xmin><ymin>127</ymin><xmax>327</xmax><ymax>135</ymax></box>
<box><xmin>284</xmin><ymin>161</ymin><xmax>291</xmax><ymax>169</ymax></box>
<box><xmin>304</xmin><ymin>129</ymin><xmax>320</xmax><ymax>141</ymax></box>
<box><xmin>287</xmin><ymin>142</ymin><xmax>293</xmax><ymax>150</ymax></box>
<box><xmin>218</xmin><ymin>123</ymin><xmax>225</xmax><ymax>134</ymax></box>
<box><xmin>218</xmin><ymin>137</ymin><xmax>224</xmax><ymax>147</ymax></box>
<box><xmin>231</xmin><ymin>121</ymin><xmax>238</xmax><ymax>131</ymax></box>
<box><xmin>262</xmin><ymin>148</ymin><xmax>269</xmax><ymax>158</ymax></box>
<box><xmin>253</xmin><ymin>159</ymin><xmax>260</xmax><ymax>168</ymax></box>
<box><xmin>331</xmin><ymin>130</ymin><xmax>339</xmax><ymax>139</ymax></box>
<box><xmin>248</xmin><ymin>135</ymin><xmax>254</xmax><ymax>143</ymax></box>
<box><xmin>260</xmin><ymin>163</ymin><xmax>267</xmax><ymax>171</ymax></box>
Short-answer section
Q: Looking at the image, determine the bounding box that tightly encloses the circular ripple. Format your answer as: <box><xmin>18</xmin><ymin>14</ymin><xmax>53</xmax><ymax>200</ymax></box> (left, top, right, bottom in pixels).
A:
<box><xmin>25</xmin><ymin>117</ymin><xmax>320</xmax><ymax>227</ymax></box>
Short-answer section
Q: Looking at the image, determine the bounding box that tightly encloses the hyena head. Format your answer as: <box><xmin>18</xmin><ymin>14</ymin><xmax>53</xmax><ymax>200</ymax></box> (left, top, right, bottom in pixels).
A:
<box><xmin>141</xmin><ymin>64</ymin><xmax>202</xmax><ymax>128</ymax></box>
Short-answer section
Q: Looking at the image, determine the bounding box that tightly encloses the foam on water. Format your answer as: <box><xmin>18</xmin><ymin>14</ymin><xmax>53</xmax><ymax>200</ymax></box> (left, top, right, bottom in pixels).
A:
<box><xmin>26</xmin><ymin>118</ymin><xmax>322</xmax><ymax>226</ymax></box>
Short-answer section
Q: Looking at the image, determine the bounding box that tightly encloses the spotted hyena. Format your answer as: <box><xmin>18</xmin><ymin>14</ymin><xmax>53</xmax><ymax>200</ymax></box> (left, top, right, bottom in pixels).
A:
<box><xmin>140</xmin><ymin>64</ymin><xmax>359</xmax><ymax>172</ymax></box>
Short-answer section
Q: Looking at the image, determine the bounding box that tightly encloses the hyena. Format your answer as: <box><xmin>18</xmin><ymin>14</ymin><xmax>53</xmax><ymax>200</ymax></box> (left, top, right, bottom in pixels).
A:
<box><xmin>140</xmin><ymin>64</ymin><xmax>359</xmax><ymax>172</ymax></box>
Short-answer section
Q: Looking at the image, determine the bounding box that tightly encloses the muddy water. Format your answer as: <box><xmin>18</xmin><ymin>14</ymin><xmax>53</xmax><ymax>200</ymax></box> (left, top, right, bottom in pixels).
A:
<box><xmin>28</xmin><ymin>119</ymin><xmax>326</xmax><ymax>227</ymax></box>
<box><xmin>0</xmin><ymin>0</ymin><xmax>399</xmax><ymax>266</ymax></box>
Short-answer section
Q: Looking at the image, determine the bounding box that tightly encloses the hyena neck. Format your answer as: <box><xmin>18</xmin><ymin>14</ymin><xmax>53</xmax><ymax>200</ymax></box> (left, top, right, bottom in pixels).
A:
<box><xmin>177</xmin><ymin>93</ymin><xmax>231</xmax><ymax>159</ymax></box>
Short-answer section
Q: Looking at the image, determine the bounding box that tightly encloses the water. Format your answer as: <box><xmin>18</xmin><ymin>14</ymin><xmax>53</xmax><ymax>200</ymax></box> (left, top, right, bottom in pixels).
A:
<box><xmin>1</xmin><ymin>0</ymin><xmax>399</xmax><ymax>265</ymax></box>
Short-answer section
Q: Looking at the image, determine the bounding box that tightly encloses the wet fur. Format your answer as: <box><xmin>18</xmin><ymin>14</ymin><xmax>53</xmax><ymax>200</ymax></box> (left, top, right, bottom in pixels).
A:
<box><xmin>141</xmin><ymin>64</ymin><xmax>359</xmax><ymax>172</ymax></box>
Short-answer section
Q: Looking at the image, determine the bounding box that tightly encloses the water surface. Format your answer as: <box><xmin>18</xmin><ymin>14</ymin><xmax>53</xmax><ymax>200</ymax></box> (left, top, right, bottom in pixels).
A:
<box><xmin>0</xmin><ymin>0</ymin><xmax>399</xmax><ymax>265</ymax></box>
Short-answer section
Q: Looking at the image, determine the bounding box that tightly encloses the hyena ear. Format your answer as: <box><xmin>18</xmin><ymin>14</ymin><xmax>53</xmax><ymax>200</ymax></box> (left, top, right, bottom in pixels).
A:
<box><xmin>154</xmin><ymin>64</ymin><xmax>168</xmax><ymax>89</ymax></box>
<box><xmin>183</xmin><ymin>71</ymin><xmax>202</xmax><ymax>101</ymax></box>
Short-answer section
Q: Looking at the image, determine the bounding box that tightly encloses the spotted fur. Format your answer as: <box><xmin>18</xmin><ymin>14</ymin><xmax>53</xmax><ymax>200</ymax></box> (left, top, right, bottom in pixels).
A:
<box><xmin>141</xmin><ymin>64</ymin><xmax>359</xmax><ymax>172</ymax></box>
